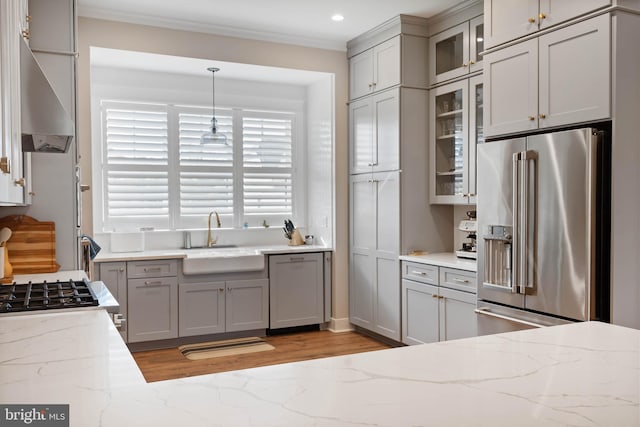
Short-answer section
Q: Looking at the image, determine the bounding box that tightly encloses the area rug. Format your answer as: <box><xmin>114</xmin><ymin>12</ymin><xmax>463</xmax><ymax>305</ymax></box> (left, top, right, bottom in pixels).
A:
<box><xmin>178</xmin><ymin>337</ymin><xmax>275</xmax><ymax>360</ymax></box>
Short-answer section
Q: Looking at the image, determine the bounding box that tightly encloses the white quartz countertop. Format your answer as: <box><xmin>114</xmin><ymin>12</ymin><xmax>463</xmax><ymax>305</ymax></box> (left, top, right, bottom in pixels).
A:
<box><xmin>1</xmin><ymin>311</ymin><xmax>638</xmax><ymax>426</ymax></box>
<box><xmin>400</xmin><ymin>251</ymin><xmax>477</xmax><ymax>272</ymax></box>
<box><xmin>93</xmin><ymin>244</ymin><xmax>331</xmax><ymax>262</ymax></box>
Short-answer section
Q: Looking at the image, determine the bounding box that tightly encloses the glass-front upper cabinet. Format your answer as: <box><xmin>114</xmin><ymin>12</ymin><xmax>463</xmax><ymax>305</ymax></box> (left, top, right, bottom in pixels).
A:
<box><xmin>429</xmin><ymin>15</ymin><xmax>484</xmax><ymax>85</ymax></box>
<box><xmin>430</xmin><ymin>76</ymin><xmax>483</xmax><ymax>205</ymax></box>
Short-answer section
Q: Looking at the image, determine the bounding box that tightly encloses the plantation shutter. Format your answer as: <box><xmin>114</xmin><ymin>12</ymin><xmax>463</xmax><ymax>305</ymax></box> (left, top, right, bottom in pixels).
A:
<box><xmin>178</xmin><ymin>108</ymin><xmax>234</xmax><ymax>217</ymax></box>
<box><xmin>242</xmin><ymin>112</ymin><xmax>293</xmax><ymax>218</ymax></box>
<box><xmin>102</xmin><ymin>101</ymin><xmax>169</xmax><ymax>228</ymax></box>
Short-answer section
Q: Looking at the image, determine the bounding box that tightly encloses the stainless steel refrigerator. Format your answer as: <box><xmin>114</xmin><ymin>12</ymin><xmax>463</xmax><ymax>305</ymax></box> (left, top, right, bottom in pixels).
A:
<box><xmin>476</xmin><ymin>126</ymin><xmax>610</xmax><ymax>334</ymax></box>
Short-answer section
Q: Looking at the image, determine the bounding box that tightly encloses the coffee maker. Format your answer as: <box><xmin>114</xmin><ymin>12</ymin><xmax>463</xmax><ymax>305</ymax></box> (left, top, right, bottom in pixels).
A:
<box><xmin>456</xmin><ymin>210</ymin><xmax>477</xmax><ymax>259</ymax></box>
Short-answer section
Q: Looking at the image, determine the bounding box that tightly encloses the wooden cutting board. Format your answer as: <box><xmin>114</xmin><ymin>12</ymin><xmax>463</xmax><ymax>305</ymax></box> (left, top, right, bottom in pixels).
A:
<box><xmin>0</xmin><ymin>215</ymin><xmax>59</xmax><ymax>278</ymax></box>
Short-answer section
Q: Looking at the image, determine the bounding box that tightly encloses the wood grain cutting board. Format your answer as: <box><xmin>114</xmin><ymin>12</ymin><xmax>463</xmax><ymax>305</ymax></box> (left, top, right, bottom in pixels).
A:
<box><xmin>0</xmin><ymin>215</ymin><xmax>59</xmax><ymax>277</ymax></box>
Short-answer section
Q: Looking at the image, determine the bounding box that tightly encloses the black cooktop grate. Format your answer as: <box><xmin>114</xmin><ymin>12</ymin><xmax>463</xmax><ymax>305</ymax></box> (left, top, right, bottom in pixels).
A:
<box><xmin>0</xmin><ymin>279</ymin><xmax>99</xmax><ymax>313</ymax></box>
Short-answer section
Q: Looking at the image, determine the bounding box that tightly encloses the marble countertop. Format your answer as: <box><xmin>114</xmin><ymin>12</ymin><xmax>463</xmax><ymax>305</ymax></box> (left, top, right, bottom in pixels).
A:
<box><xmin>93</xmin><ymin>244</ymin><xmax>331</xmax><ymax>262</ymax></box>
<box><xmin>1</xmin><ymin>310</ymin><xmax>638</xmax><ymax>426</ymax></box>
<box><xmin>400</xmin><ymin>252</ymin><xmax>477</xmax><ymax>272</ymax></box>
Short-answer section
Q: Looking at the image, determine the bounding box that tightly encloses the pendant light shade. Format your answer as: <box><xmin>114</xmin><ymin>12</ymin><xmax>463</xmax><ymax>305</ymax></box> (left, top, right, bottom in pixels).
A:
<box><xmin>201</xmin><ymin>67</ymin><xmax>228</xmax><ymax>145</ymax></box>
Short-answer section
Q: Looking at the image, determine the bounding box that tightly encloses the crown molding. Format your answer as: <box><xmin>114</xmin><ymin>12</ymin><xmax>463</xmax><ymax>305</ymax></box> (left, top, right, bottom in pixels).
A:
<box><xmin>78</xmin><ymin>6</ymin><xmax>348</xmax><ymax>52</ymax></box>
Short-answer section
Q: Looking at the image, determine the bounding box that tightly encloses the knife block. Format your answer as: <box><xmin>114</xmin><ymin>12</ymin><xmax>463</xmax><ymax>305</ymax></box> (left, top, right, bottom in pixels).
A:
<box><xmin>289</xmin><ymin>229</ymin><xmax>305</xmax><ymax>246</ymax></box>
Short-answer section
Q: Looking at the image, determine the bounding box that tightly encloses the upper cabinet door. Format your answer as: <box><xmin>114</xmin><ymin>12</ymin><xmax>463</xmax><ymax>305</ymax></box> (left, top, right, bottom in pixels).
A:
<box><xmin>538</xmin><ymin>0</ymin><xmax>610</xmax><ymax>30</ymax></box>
<box><xmin>349</xmin><ymin>97</ymin><xmax>374</xmax><ymax>174</ymax></box>
<box><xmin>469</xmin><ymin>15</ymin><xmax>484</xmax><ymax>74</ymax></box>
<box><xmin>484</xmin><ymin>39</ymin><xmax>538</xmax><ymax>137</ymax></box>
<box><xmin>372</xmin><ymin>36</ymin><xmax>401</xmax><ymax>94</ymax></box>
<box><xmin>350</xmin><ymin>48</ymin><xmax>374</xmax><ymax>100</ymax></box>
<box><xmin>349</xmin><ymin>36</ymin><xmax>401</xmax><ymax>101</ymax></box>
<box><xmin>484</xmin><ymin>0</ymin><xmax>539</xmax><ymax>49</ymax></box>
<box><xmin>371</xmin><ymin>89</ymin><xmax>399</xmax><ymax>173</ymax></box>
<box><xmin>429</xmin><ymin>22</ymin><xmax>470</xmax><ymax>85</ymax></box>
<box><xmin>538</xmin><ymin>14</ymin><xmax>610</xmax><ymax>128</ymax></box>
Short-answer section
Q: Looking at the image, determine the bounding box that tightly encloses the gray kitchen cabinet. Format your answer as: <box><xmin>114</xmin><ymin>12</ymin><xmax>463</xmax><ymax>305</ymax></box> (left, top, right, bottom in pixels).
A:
<box><xmin>484</xmin><ymin>14</ymin><xmax>610</xmax><ymax>137</ymax></box>
<box><xmin>349</xmin><ymin>36</ymin><xmax>400</xmax><ymax>100</ymax></box>
<box><xmin>127</xmin><ymin>259</ymin><xmax>178</xmax><ymax>343</ymax></box>
<box><xmin>97</xmin><ymin>261</ymin><xmax>128</xmax><ymax>341</ymax></box>
<box><xmin>178</xmin><ymin>281</ymin><xmax>225</xmax><ymax>336</ymax></box>
<box><xmin>178</xmin><ymin>278</ymin><xmax>268</xmax><ymax>336</ymax></box>
<box><xmin>401</xmin><ymin>261</ymin><xmax>477</xmax><ymax>345</ymax></box>
<box><xmin>429</xmin><ymin>75</ymin><xmax>483</xmax><ymax>205</ymax></box>
<box><xmin>348</xmin><ymin>14</ymin><xmax>454</xmax><ymax>343</ymax></box>
<box><xmin>349</xmin><ymin>89</ymin><xmax>399</xmax><ymax>175</ymax></box>
<box><xmin>484</xmin><ymin>0</ymin><xmax>610</xmax><ymax>48</ymax></box>
<box><xmin>350</xmin><ymin>171</ymin><xmax>401</xmax><ymax>340</ymax></box>
<box><xmin>439</xmin><ymin>286</ymin><xmax>478</xmax><ymax>341</ymax></box>
<box><xmin>226</xmin><ymin>279</ymin><xmax>269</xmax><ymax>332</ymax></box>
<box><xmin>401</xmin><ymin>279</ymin><xmax>439</xmax><ymax>345</ymax></box>
<box><xmin>428</xmin><ymin>15</ymin><xmax>483</xmax><ymax>85</ymax></box>
<box><xmin>269</xmin><ymin>253</ymin><xmax>323</xmax><ymax>329</ymax></box>
<box><xmin>128</xmin><ymin>276</ymin><xmax>178</xmax><ymax>343</ymax></box>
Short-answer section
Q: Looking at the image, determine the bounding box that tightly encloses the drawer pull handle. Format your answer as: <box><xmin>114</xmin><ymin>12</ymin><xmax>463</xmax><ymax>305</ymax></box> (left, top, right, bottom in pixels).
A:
<box><xmin>290</xmin><ymin>256</ymin><xmax>305</xmax><ymax>262</ymax></box>
<box><xmin>144</xmin><ymin>280</ymin><xmax>163</xmax><ymax>286</ymax></box>
<box><xmin>453</xmin><ymin>278</ymin><xmax>471</xmax><ymax>284</ymax></box>
<box><xmin>144</xmin><ymin>267</ymin><xmax>162</xmax><ymax>273</ymax></box>
<box><xmin>411</xmin><ymin>271</ymin><xmax>427</xmax><ymax>276</ymax></box>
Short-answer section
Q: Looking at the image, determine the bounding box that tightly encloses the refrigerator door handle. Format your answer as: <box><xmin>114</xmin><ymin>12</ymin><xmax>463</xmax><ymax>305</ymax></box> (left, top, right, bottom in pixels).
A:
<box><xmin>512</xmin><ymin>152</ymin><xmax>520</xmax><ymax>293</ymax></box>
<box><xmin>475</xmin><ymin>307</ymin><xmax>545</xmax><ymax>328</ymax></box>
<box><xmin>522</xmin><ymin>150</ymin><xmax>538</xmax><ymax>293</ymax></box>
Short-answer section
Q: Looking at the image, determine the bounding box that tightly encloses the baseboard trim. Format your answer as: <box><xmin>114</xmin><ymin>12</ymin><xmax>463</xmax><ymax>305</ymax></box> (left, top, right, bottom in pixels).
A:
<box><xmin>327</xmin><ymin>317</ymin><xmax>354</xmax><ymax>333</ymax></box>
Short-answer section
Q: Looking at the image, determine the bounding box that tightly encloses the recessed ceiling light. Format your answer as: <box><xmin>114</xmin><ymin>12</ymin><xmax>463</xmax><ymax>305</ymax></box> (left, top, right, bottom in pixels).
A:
<box><xmin>331</xmin><ymin>14</ymin><xmax>344</xmax><ymax>22</ymax></box>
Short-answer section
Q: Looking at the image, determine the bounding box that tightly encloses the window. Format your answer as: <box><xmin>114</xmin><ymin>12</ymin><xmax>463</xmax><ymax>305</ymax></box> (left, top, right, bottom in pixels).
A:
<box><xmin>99</xmin><ymin>100</ymin><xmax>298</xmax><ymax>231</ymax></box>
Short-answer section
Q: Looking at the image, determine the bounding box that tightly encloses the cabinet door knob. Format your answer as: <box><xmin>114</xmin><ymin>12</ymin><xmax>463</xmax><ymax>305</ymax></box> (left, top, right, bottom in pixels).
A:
<box><xmin>21</xmin><ymin>29</ymin><xmax>30</xmax><ymax>40</ymax></box>
<box><xmin>368</xmin><ymin>83</ymin><xmax>373</xmax><ymax>88</ymax></box>
<box><xmin>14</xmin><ymin>178</ymin><xmax>25</xmax><ymax>187</ymax></box>
<box><xmin>119</xmin><ymin>268</ymin><xmax>125</xmax><ymax>272</ymax></box>
<box><xmin>528</xmin><ymin>116</ymin><xmax>536</xmax><ymax>121</ymax></box>
<box><xmin>539</xmin><ymin>13</ymin><xmax>547</xmax><ymax>20</ymax></box>
<box><xmin>539</xmin><ymin>113</ymin><xmax>547</xmax><ymax>119</ymax></box>
<box><xmin>462</xmin><ymin>62</ymin><xmax>468</xmax><ymax>68</ymax></box>
<box><xmin>26</xmin><ymin>15</ymin><xmax>32</xmax><ymax>23</ymax></box>
<box><xmin>218</xmin><ymin>288</ymin><xmax>224</xmax><ymax>292</ymax></box>
<box><xmin>528</xmin><ymin>17</ymin><xmax>536</xmax><ymax>23</ymax></box>
<box><xmin>469</xmin><ymin>60</ymin><xmax>475</xmax><ymax>65</ymax></box>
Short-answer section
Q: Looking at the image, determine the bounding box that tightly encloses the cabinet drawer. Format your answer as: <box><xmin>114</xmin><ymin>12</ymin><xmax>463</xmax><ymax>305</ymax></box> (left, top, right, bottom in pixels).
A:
<box><xmin>439</xmin><ymin>267</ymin><xmax>476</xmax><ymax>293</ymax></box>
<box><xmin>127</xmin><ymin>259</ymin><xmax>178</xmax><ymax>279</ymax></box>
<box><xmin>402</xmin><ymin>262</ymin><xmax>438</xmax><ymax>285</ymax></box>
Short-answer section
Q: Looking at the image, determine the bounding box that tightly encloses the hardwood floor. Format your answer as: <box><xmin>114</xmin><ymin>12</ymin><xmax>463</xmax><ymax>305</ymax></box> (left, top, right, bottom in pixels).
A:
<box><xmin>132</xmin><ymin>330</ymin><xmax>392</xmax><ymax>382</ymax></box>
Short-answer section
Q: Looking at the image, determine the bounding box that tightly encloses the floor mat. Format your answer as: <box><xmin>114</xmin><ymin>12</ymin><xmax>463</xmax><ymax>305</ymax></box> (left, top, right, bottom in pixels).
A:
<box><xmin>178</xmin><ymin>337</ymin><xmax>275</xmax><ymax>360</ymax></box>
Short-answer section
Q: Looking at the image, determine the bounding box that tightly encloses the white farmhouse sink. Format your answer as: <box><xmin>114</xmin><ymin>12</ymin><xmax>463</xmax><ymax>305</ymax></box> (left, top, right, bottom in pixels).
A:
<box><xmin>182</xmin><ymin>247</ymin><xmax>265</xmax><ymax>275</ymax></box>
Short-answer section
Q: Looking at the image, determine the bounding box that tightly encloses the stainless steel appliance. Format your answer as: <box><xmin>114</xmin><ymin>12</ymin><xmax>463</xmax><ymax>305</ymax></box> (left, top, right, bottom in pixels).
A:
<box><xmin>456</xmin><ymin>210</ymin><xmax>477</xmax><ymax>259</ymax></box>
<box><xmin>476</xmin><ymin>127</ymin><xmax>610</xmax><ymax>334</ymax></box>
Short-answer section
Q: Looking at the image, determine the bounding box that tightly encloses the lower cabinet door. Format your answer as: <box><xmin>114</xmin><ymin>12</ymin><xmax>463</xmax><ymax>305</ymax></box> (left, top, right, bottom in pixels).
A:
<box><xmin>439</xmin><ymin>287</ymin><xmax>477</xmax><ymax>341</ymax></box>
<box><xmin>226</xmin><ymin>279</ymin><xmax>269</xmax><ymax>332</ymax></box>
<box><xmin>401</xmin><ymin>279</ymin><xmax>439</xmax><ymax>345</ymax></box>
<box><xmin>178</xmin><ymin>282</ymin><xmax>226</xmax><ymax>337</ymax></box>
<box><xmin>128</xmin><ymin>277</ymin><xmax>178</xmax><ymax>343</ymax></box>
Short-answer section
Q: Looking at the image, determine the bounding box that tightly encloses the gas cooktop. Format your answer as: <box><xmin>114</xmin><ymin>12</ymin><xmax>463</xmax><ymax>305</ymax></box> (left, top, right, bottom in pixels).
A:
<box><xmin>0</xmin><ymin>279</ymin><xmax>99</xmax><ymax>313</ymax></box>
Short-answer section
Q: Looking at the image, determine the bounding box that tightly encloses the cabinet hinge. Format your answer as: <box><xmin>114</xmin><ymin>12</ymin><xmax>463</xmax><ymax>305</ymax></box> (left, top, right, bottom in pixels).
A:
<box><xmin>0</xmin><ymin>157</ymin><xmax>10</xmax><ymax>174</ymax></box>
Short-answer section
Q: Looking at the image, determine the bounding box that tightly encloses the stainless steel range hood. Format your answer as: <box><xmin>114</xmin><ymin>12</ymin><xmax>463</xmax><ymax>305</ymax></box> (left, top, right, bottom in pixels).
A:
<box><xmin>19</xmin><ymin>37</ymin><xmax>74</xmax><ymax>153</ymax></box>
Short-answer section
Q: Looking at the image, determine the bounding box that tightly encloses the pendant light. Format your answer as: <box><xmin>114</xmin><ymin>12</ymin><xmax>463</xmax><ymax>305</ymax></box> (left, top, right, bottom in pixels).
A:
<box><xmin>200</xmin><ymin>67</ymin><xmax>228</xmax><ymax>145</ymax></box>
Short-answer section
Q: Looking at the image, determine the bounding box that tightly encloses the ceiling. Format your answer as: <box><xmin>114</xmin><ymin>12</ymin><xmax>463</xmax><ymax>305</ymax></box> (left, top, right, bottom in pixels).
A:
<box><xmin>78</xmin><ymin>0</ymin><xmax>456</xmax><ymax>51</ymax></box>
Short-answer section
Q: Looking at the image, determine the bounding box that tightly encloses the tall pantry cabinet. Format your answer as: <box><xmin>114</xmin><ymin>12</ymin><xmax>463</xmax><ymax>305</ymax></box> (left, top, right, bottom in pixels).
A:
<box><xmin>347</xmin><ymin>15</ymin><xmax>453</xmax><ymax>341</ymax></box>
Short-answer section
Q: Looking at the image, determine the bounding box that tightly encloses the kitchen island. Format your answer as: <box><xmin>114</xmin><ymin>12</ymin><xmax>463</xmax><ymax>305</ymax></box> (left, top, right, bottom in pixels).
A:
<box><xmin>0</xmin><ymin>310</ymin><xmax>637</xmax><ymax>426</ymax></box>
